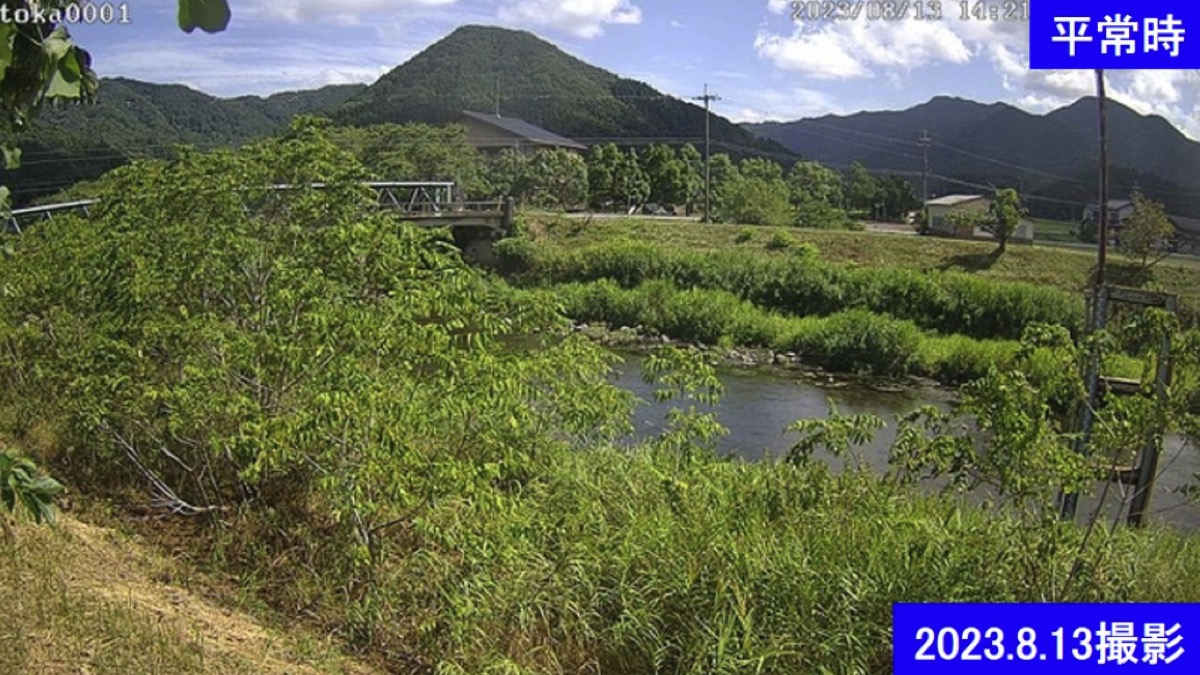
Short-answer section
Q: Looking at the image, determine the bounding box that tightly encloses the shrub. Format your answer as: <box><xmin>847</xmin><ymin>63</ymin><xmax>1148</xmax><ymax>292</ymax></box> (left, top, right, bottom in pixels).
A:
<box><xmin>765</xmin><ymin>232</ymin><xmax>793</xmax><ymax>251</ymax></box>
<box><xmin>509</xmin><ymin>242</ymin><xmax>1085</xmax><ymax>341</ymax></box>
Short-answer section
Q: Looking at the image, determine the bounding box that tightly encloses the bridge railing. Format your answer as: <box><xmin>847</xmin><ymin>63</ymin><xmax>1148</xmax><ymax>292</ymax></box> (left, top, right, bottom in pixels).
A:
<box><xmin>4</xmin><ymin>186</ymin><xmax>515</xmax><ymax>236</ymax></box>
<box><xmin>5</xmin><ymin>199</ymin><xmax>98</xmax><ymax>234</ymax></box>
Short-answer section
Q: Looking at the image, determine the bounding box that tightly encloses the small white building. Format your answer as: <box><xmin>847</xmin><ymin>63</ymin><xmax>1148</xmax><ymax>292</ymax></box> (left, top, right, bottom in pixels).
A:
<box><xmin>924</xmin><ymin>194</ymin><xmax>1035</xmax><ymax>243</ymax></box>
<box><xmin>925</xmin><ymin>194</ymin><xmax>989</xmax><ymax>238</ymax></box>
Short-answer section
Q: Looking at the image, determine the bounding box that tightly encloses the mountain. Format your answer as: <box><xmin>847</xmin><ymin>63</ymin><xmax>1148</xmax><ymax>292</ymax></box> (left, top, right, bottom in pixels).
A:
<box><xmin>746</xmin><ymin>96</ymin><xmax>1200</xmax><ymax>219</ymax></box>
<box><xmin>235</xmin><ymin>84</ymin><xmax>368</xmax><ymax>124</ymax></box>
<box><xmin>331</xmin><ymin>25</ymin><xmax>791</xmax><ymax>159</ymax></box>
<box><xmin>2</xmin><ymin>79</ymin><xmax>365</xmax><ymax>204</ymax></box>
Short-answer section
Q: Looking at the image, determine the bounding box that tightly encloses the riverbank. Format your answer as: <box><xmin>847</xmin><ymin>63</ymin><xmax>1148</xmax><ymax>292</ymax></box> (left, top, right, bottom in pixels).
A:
<box><xmin>4</xmin><ymin>139</ymin><xmax>1199</xmax><ymax>675</ymax></box>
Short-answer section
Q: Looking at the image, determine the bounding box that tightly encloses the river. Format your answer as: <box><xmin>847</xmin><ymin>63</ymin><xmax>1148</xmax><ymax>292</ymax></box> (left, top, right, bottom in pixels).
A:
<box><xmin>607</xmin><ymin>351</ymin><xmax>1200</xmax><ymax>532</ymax></box>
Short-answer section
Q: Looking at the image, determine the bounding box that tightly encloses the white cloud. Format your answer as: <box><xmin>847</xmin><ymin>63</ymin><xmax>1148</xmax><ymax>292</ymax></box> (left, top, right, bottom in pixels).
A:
<box><xmin>754</xmin><ymin>29</ymin><xmax>868</xmax><ymax>79</ymax></box>
<box><xmin>754</xmin><ymin>18</ymin><xmax>980</xmax><ymax>80</ymax></box>
<box><xmin>753</xmin><ymin>7</ymin><xmax>1200</xmax><ymax>141</ymax></box>
<box><xmin>987</xmin><ymin>43</ymin><xmax>1200</xmax><ymax>140</ymax></box>
<box><xmin>497</xmin><ymin>0</ymin><xmax>642</xmax><ymax>39</ymax></box>
<box><xmin>97</xmin><ymin>41</ymin><xmax>404</xmax><ymax>96</ymax></box>
<box><xmin>725</xmin><ymin>87</ymin><xmax>845</xmax><ymax>123</ymax></box>
<box><xmin>246</xmin><ymin>0</ymin><xmax>458</xmax><ymax>25</ymax></box>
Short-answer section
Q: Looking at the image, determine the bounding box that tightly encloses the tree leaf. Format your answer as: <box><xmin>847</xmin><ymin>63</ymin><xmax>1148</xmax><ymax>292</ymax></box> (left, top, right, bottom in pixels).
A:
<box><xmin>0</xmin><ymin>23</ymin><xmax>15</xmax><ymax>85</ymax></box>
<box><xmin>2</xmin><ymin>145</ymin><xmax>20</xmax><ymax>170</ymax></box>
<box><xmin>178</xmin><ymin>0</ymin><xmax>232</xmax><ymax>34</ymax></box>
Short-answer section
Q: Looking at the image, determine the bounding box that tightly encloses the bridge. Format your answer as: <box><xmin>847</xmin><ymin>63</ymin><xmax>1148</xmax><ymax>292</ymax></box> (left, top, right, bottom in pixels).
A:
<box><xmin>4</xmin><ymin>182</ymin><xmax>516</xmax><ymax>264</ymax></box>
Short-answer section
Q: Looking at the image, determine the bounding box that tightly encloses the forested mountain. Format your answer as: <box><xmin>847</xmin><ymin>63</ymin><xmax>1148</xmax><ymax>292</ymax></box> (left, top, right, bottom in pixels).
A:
<box><xmin>2</xmin><ymin>79</ymin><xmax>365</xmax><ymax>204</ymax></box>
<box><xmin>331</xmin><ymin>25</ymin><xmax>791</xmax><ymax>159</ymax></box>
<box><xmin>3</xmin><ymin>24</ymin><xmax>795</xmax><ymax>205</ymax></box>
<box><xmin>746</xmin><ymin>96</ymin><xmax>1200</xmax><ymax>219</ymax></box>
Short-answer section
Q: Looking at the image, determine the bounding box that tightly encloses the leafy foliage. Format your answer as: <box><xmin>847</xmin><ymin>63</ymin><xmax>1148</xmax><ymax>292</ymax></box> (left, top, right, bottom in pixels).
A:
<box><xmin>989</xmin><ymin>187</ymin><xmax>1023</xmax><ymax>252</ymax></box>
<box><xmin>327</xmin><ymin>122</ymin><xmax>486</xmax><ymax>193</ymax></box>
<box><xmin>0</xmin><ymin>121</ymin><xmax>632</xmax><ymax>556</ymax></box>
<box><xmin>0</xmin><ymin>450</ymin><xmax>63</xmax><ymax>527</ymax></box>
<box><xmin>1117</xmin><ymin>192</ymin><xmax>1176</xmax><ymax>267</ymax></box>
<box><xmin>483</xmin><ymin>147</ymin><xmax>589</xmax><ymax>209</ymax></box>
<box><xmin>714</xmin><ymin>170</ymin><xmax>794</xmax><ymax>226</ymax></box>
<box><xmin>505</xmin><ymin>240</ymin><xmax>1086</xmax><ymax>341</ymax></box>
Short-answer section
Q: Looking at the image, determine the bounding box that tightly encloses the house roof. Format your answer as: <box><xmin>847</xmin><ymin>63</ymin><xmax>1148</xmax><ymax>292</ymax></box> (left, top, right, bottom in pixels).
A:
<box><xmin>926</xmin><ymin>194</ymin><xmax>987</xmax><ymax>207</ymax></box>
<box><xmin>1088</xmin><ymin>199</ymin><xmax>1134</xmax><ymax>210</ymax></box>
<box><xmin>462</xmin><ymin>111</ymin><xmax>587</xmax><ymax>150</ymax></box>
<box><xmin>1168</xmin><ymin>214</ymin><xmax>1200</xmax><ymax>235</ymax></box>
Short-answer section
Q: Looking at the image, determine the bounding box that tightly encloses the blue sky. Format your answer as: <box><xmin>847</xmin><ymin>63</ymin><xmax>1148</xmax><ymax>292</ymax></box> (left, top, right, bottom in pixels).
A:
<box><xmin>69</xmin><ymin>1</ymin><xmax>1200</xmax><ymax>138</ymax></box>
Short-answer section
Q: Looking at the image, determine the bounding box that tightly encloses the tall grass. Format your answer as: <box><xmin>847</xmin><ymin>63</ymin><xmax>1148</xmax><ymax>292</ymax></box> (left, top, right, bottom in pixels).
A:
<box><xmin>267</xmin><ymin>444</ymin><xmax>1200</xmax><ymax>674</ymax></box>
<box><xmin>548</xmin><ymin>279</ymin><xmax>1147</xmax><ymax>382</ymax></box>
<box><xmin>554</xmin><ymin>279</ymin><xmax>1024</xmax><ymax>380</ymax></box>
<box><xmin>504</xmin><ymin>240</ymin><xmax>1085</xmax><ymax>342</ymax></box>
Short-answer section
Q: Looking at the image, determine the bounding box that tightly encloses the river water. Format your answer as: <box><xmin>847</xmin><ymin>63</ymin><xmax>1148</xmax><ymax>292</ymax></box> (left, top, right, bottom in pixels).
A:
<box><xmin>607</xmin><ymin>352</ymin><xmax>1200</xmax><ymax>532</ymax></box>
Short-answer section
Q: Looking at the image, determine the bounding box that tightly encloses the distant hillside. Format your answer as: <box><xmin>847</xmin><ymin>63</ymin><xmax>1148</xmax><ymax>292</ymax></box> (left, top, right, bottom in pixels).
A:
<box><xmin>235</xmin><ymin>83</ymin><xmax>368</xmax><ymax>124</ymax></box>
<box><xmin>1</xmin><ymin>79</ymin><xmax>364</xmax><ymax>204</ymax></box>
<box><xmin>746</xmin><ymin>96</ymin><xmax>1200</xmax><ymax>219</ymax></box>
<box><xmin>332</xmin><ymin>25</ymin><xmax>791</xmax><ymax>159</ymax></box>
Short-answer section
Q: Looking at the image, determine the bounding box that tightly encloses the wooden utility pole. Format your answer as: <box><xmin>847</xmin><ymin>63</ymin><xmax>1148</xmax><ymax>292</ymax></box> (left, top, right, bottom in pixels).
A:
<box><xmin>918</xmin><ymin>130</ymin><xmax>932</xmax><ymax>229</ymax></box>
<box><xmin>1061</xmin><ymin>69</ymin><xmax>1111</xmax><ymax>522</ymax></box>
<box><xmin>1097</xmin><ymin>69</ymin><xmax>1109</xmax><ymax>288</ymax></box>
<box><xmin>693</xmin><ymin>84</ymin><xmax>721</xmax><ymax>223</ymax></box>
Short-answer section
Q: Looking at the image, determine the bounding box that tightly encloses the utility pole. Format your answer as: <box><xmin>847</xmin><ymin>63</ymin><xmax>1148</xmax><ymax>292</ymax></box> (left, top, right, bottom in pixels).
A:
<box><xmin>494</xmin><ymin>74</ymin><xmax>501</xmax><ymax>117</ymax></box>
<box><xmin>693</xmin><ymin>83</ymin><xmax>721</xmax><ymax>223</ymax></box>
<box><xmin>918</xmin><ymin>130</ymin><xmax>932</xmax><ymax>230</ymax></box>
<box><xmin>1096</xmin><ymin>69</ymin><xmax>1109</xmax><ymax>289</ymax></box>
<box><xmin>1061</xmin><ymin>68</ymin><xmax>1111</xmax><ymax>522</ymax></box>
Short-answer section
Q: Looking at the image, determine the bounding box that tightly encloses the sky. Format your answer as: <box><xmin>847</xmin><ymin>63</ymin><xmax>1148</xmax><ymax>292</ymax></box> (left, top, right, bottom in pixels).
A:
<box><xmin>68</xmin><ymin>1</ymin><xmax>1200</xmax><ymax>139</ymax></box>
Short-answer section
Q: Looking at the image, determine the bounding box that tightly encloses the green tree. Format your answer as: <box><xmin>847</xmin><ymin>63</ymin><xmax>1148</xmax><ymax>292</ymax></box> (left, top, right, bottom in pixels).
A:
<box><xmin>328</xmin><ymin>123</ymin><xmax>486</xmax><ymax>194</ymax></box>
<box><xmin>738</xmin><ymin>157</ymin><xmax>784</xmax><ymax>183</ymax></box>
<box><xmin>1117</xmin><ymin>192</ymin><xmax>1176</xmax><ymax>267</ymax></box>
<box><xmin>787</xmin><ymin>160</ymin><xmax>843</xmax><ymax>208</ymax></box>
<box><xmin>787</xmin><ymin>160</ymin><xmax>855</xmax><ymax>229</ymax></box>
<box><xmin>844</xmin><ymin>162</ymin><xmax>879</xmax><ymax>215</ymax></box>
<box><xmin>714</xmin><ymin>172</ymin><xmax>794</xmax><ymax>227</ymax></box>
<box><xmin>639</xmin><ymin>144</ymin><xmax>688</xmax><ymax>207</ymax></box>
<box><xmin>614</xmin><ymin>148</ymin><xmax>650</xmax><ymax>212</ymax></box>
<box><xmin>486</xmin><ymin>149</ymin><xmax>532</xmax><ymax>204</ymax></box>
<box><xmin>988</xmin><ymin>188</ymin><xmax>1023</xmax><ymax>253</ymax></box>
<box><xmin>877</xmin><ymin>175</ymin><xmax>921</xmax><ymax>223</ymax></box>
<box><xmin>0</xmin><ymin>121</ymin><xmax>632</xmax><ymax>573</ymax></box>
<box><xmin>527</xmin><ymin>148</ymin><xmax>588</xmax><ymax>210</ymax></box>
<box><xmin>585</xmin><ymin>143</ymin><xmax>622</xmax><ymax>210</ymax></box>
<box><xmin>0</xmin><ymin>0</ymin><xmax>233</xmax><ymax>519</ymax></box>
<box><xmin>678</xmin><ymin>144</ymin><xmax>704</xmax><ymax>214</ymax></box>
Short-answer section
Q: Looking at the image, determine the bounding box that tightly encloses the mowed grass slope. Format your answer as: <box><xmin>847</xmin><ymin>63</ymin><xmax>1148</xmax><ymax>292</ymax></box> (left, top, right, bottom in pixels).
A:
<box><xmin>0</xmin><ymin>515</ymin><xmax>382</xmax><ymax>675</ymax></box>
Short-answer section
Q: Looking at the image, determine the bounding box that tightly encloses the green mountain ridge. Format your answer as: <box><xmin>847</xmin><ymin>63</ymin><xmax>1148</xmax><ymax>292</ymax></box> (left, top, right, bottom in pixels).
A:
<box><xmin>329</xmin><ymin>25</ymin><xmax>790</xmax><ymax>160</ymax></box>
<box><xmin>2</xmin><ymin>79</ymin><xmax>367</xmax><ymax>204</ymax></box>
<box><xmin>2</xmin><ymin>24</ymin><xmax>796</xmax><ymax>205</ymax></box>
<box><xmin>745</xmin><ymin>96</ymin><xmax>1200</xmax><ymax>220</ymax></box>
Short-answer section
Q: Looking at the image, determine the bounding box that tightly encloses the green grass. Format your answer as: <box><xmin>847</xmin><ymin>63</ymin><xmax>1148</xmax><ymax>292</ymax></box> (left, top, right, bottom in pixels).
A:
<box><xmin>525</xmin><ymin>216</ymin><xmax>1200</xmax><ymax>324</ymax></box>
<box><xmin>1032</xmin><ymin>217</ymin><xmax>1082</xmax><ymax>244</ymax></box>
<box><xmin>0</xmin><ymin>517</ymin><xmax>376</xmax><ymax>675</ymax></box>
<box><xmin>545</xmin><ymin>279</ymin><xmax>1144</xmax><ymax>382</ymax></box>
<box><xmin>254</xmin><ymin>443</ymin><xmax>1200</xmax><ymax>673</ymax></box>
